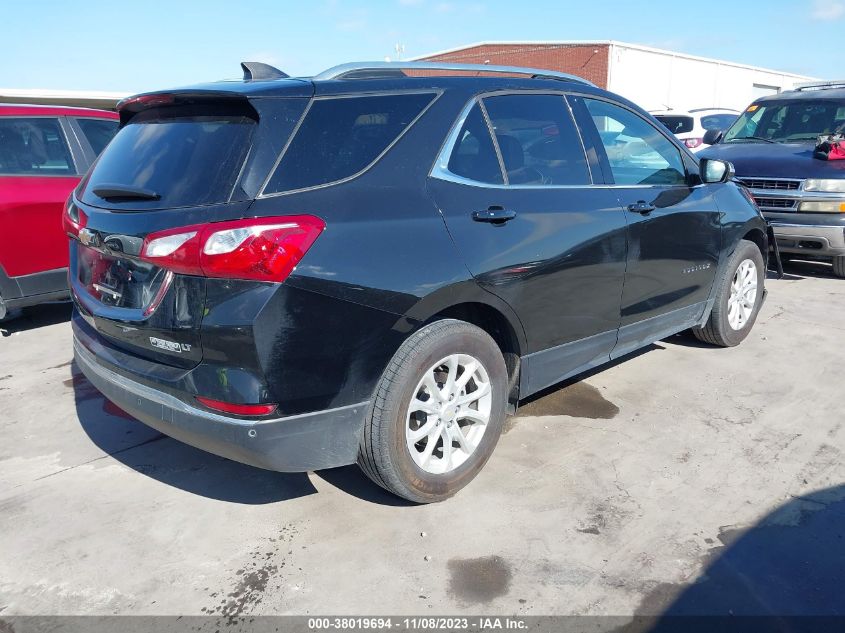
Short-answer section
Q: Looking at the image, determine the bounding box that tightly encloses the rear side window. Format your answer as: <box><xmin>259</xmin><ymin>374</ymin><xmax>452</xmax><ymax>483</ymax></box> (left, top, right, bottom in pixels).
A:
<box><xmin>654</xmin><ymin>115</ymin><xmax>694</xmax><ymax>134</ymax></box>
<box><xmin>264</xmin><ymin>93</ymin><xmax>436</xmax><ymax>193</ymax></box>
<box><xmin>82</xmin><ymin>105</ymin><xmax>255</xmax><ymax>209</ymax></box>
<box><xmin>0</xmin><ymin>117</ymin><xmax>73</xmax><ymax>175</ymax></box>
<box><xmin>482</xmin><ymin>94</ymin><xmax>590</xmax><ymax>185</ymax></box>
<box><xmin>76</xmin><ymin>118</ymin><xmax>118</xmax><ymax>155</ymax></box>
<box><xmin>446</xmin><ymin>103</ymin><xmax>504</xmax><ymax>185</ymax></box>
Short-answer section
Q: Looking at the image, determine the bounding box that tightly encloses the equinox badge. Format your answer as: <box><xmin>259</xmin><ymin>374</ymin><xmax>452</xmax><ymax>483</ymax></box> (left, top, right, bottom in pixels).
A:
<box><xmin>149</xmin><ymin>337</ymin><xmax>191</xmax><ymax>353</ymax></box>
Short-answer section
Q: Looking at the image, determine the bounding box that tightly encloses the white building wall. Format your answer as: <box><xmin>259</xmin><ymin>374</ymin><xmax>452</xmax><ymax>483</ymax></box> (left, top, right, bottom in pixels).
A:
<box><xmin>606</xmin><ymin>43</ymin><xmax>814</xmax><ymax>112</ymax></box>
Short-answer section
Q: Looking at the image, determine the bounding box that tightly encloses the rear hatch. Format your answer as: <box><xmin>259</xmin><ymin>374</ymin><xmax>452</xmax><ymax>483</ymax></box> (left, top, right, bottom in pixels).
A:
<box><xmin>69</xmin><ymin>87</ymin><xmax>310</xmax><ymax>368</ymax></box>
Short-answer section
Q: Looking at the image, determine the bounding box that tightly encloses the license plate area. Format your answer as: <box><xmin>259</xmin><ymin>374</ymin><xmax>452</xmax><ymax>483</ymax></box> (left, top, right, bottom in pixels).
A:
<box><xmin>76</xmin><ymin>243</ymin><xmax>168</xmax><ymax>311</ymax></box>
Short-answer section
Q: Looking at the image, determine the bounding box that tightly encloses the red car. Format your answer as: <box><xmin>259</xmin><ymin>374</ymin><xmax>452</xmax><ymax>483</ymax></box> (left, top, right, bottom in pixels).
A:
<box><xmin>0</xmin><ymin>104</ymin><xmax>118</xmax><ymax>321</ymax></box>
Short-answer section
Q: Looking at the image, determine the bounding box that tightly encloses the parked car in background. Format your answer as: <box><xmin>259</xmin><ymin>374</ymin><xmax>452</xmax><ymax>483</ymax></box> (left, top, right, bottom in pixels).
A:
<box><xmin>69</xmin><ymin>61</ymin><xmax>767</xmax><ymax>503</ymax></box>
<box><xmin>0</xmin><ymin>104</ymin><xmax>118</xmax><ymax>321</ymax></box>
<box><xmin>652</xmin><ymin>108</ymin><xmax>739</xmax><ymax>151</ymax></box>
<box><xmin>699</xmin><ymin>81</ymin><xmax>845</xmax><ymax>278</ymax></box>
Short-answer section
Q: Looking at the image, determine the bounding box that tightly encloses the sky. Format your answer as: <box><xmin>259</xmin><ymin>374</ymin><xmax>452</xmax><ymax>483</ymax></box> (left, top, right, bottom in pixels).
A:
<box><xmin>0</xmin><ymin>0</ymin><xmax>840</xmax><ymax>94</ymax></box>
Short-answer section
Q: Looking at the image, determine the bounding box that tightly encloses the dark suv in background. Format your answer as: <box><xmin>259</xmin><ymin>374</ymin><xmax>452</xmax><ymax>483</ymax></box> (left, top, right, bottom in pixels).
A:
<box><xmin>68</xmin><ymin>61</ymin><xmax>766</xmax><ymax>503</ymax></box>
<box><xmin>700</xmin><ymin>81</ymin><xmax>845</xmax><ymax>277</ymax></box>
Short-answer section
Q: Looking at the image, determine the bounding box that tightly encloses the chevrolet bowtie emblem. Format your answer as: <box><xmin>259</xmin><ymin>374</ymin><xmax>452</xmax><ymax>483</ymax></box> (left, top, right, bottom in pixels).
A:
<box><xmin>78</xmin><ymin>228</ymin><xmax>101</xmax><ymax>248</ymax></box>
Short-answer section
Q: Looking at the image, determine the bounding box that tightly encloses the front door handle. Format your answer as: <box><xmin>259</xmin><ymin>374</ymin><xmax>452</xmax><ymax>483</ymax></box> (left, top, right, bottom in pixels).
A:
<box><xmin>472</xmin><ymin>206</ymin><xmax>517</xmax><ymax>224</ymax></box>
<box><xmin>627</xmin><ymin>201</ymin><xmax>656</xmax><ymax>215</ymax></box>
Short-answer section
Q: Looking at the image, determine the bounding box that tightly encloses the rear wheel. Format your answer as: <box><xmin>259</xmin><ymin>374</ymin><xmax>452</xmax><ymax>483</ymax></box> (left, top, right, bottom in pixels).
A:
<box><xmin>693</xmin><ymin>239</ymin><xmax>764</xmax><ymax>347</ymax></box>
<box><xmin>833</xmin><ymin>256</ymin><xmax>845</xmax><ymax>279</ymax></box>
<box><xmin>358</xmin><ymin>319</ymin><xmax>508</xmax><ymax>503</ymax></box>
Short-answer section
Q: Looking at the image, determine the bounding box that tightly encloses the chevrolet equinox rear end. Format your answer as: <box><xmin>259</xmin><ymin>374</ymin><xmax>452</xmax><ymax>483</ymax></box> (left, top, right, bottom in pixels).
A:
<box><xmin>69</xmin><ymin>61</ymin><xmax>767</xmax><ymax>503</ymax></box>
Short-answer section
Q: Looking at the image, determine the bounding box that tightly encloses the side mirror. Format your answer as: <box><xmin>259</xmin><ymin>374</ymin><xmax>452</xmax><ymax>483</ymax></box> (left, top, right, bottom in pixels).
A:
<box><xmin>702</xmin><ymin>129</ymin><xmax>723</xmax><ymax>146</ymax></box>
<box><xmin>700</xmin><ymin>158</ymin><xmax>735</xmax><ymax>184</ymax></box>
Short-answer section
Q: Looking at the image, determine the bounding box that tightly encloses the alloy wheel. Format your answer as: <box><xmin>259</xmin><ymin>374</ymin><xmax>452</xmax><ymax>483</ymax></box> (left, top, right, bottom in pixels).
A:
<box><xmin>728</xmin><ymin>258</ymin><xmax>758</xmax><ymax>330</ymax></box>
<box><xmin>405</xmin><ymin>354</ymin><xmax>492</xmax><ymax>474</ymax></box>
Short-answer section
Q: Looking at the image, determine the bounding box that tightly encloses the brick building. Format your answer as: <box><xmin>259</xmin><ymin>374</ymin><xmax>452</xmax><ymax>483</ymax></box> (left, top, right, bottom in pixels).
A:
<box><xmin>416</xmin><ymin>41</ymin><xmax>814</xmax><ymax>112</ymax></box>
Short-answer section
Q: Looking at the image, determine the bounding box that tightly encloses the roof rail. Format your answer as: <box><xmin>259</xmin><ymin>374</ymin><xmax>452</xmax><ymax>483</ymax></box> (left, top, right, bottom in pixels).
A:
<box><xmin>688</xmin><ymin>107</ymin><xmax>739</xmax><ymax>113</ymax></box>
<box><xmin>312</xmin><ymin>61</ymin><xmax>595</xmax><ymax>86</ymax></box>
<box><xmin>794</xmin><ymin>79</ymin><xmax>845</xmax><ymax>91</ymax></box>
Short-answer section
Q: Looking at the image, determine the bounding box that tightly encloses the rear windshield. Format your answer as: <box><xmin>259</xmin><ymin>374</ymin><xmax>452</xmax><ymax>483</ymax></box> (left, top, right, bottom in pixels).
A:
<box><xmin>654</xmin><ymin>115</ymin><xmax>694</xmax><ymax>135</ymax></box>
<box><xmin>700</xmin><ymin>113</ymin><xmax>737</xmax><ymax>131</ymax></box>
<box><xmin>263</xmin><ymin>92</ymin><xmax>436</xmax><ymax>194</ymax></box>
<box><xmin>81</xmin><ymin>105</ymin><xmax>255</xmax><ymax>209</ymax></box>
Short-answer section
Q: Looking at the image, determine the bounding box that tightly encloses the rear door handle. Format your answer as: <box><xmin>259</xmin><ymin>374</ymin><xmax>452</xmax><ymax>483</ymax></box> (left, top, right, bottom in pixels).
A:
<box><xmin>627</xmin><ymin>201</ymin><xmax>656</xmax><ymax>215</ymax></box>
<box><xmin>472</xmin><ymin>206</ymin><xmax>517</xmax><ymax>224</ymax></box>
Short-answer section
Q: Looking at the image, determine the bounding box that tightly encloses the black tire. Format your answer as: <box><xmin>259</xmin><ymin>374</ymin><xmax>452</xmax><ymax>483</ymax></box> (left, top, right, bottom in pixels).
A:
<box><xmin>0</xmin><ymin>293</ymin><xmax>21</xmax><ymax>324</ymax></box>
<box><xmin>693</xmin><ymin>239</ymin><xmax>765</xmax><ymax>347</ymax></box>
<box><xmin>358</xmin><ymin>319</ymin><xmax>508</xmax><ymax>503</ymax></box>
<box><xmin>833</xmin><ymin>256</ymin><xmax>845</xmax><ymax>279</ymax></box>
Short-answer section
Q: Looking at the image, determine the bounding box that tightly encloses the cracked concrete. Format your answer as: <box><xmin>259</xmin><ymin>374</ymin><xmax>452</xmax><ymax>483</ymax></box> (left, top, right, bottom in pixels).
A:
<box><xmin>0</xmin><ymin>260</ymin><xmax>843</xmax><ymax>617</ymax></box>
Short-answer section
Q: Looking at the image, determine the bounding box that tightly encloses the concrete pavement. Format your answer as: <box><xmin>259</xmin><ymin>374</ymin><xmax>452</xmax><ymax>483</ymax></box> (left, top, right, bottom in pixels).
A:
<box><xmin>1</xmin><ymin>259</ymin><xmax>843</xmax><ymax>621</ymax></box>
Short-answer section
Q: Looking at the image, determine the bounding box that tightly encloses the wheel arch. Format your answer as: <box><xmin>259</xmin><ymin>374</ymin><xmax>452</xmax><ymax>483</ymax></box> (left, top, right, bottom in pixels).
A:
<box><xmin>402</xmin><ymin>284</ymin><xmax>527</xmax><ymax>406</ymax></box>
<box><xmin>741</xmin><ymin>226</ymin><xmax>768</xmax><ymax>263</ymax></box>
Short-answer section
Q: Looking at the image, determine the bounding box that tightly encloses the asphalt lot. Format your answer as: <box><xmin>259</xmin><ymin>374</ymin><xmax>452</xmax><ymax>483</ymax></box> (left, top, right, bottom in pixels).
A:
<box><xmin>1</xmin><ymin>260</ymin><xmax>843</xmax><ymax>623</ymax></box>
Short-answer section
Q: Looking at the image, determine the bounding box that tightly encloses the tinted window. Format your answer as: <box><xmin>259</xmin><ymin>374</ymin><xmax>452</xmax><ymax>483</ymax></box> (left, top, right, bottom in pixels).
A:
<box><xmin>585</xmin><ymin>99</ymin><xmax>687</xmax><ymax>186</ymax></box>
<box><xmin>445</xmin><ymin>103</ymin><xmax>504</xmax><ymax>185</ymax></box>
<box><xmin>700</xmin><ymin>113</ymin><xmax>737</xmax><ymax>131</ymax></box>
<box><xmin>0</xmin><ymin>118</ymin><xmax>73</xmax><ymax>175</ymax></box>
<box><xmin>482</xmin><ymin>94</ymin><xmax>590</xmax><ymax>186</ymax></box>
<box><xmin>76</xmin><ymin>117</ymin><xmax>118</xmax><ymax>155</ymax></box>
<box><xmin>654</xmin><ymin>115</ymin><xmax>694</xmax><ymax>134</ymax></box>
<box><xmin>82</xmin><ymin>106</ymin><xmax>255</xmax><ymax>209</ymax></box>
<box><xmin>265</xmin><ymin>93</ymin><xmax>435</xmax><ymax>193</ymax></box>
<box><xmin>723</xmin><ymin>99</ymin><xmax>845</xmax><ymax>142</ymax></box>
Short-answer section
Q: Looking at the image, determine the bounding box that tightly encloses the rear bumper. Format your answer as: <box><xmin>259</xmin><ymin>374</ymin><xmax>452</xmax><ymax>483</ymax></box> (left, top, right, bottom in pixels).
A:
<box><xmin>73</xmin><ymin>331</ymin><xmax>368</xmax><ymax>473</ymax></box>
<box><xmin>768</xmin><ymin>222</ymin><xmax>845</xmax><ymax>257</ymax></box>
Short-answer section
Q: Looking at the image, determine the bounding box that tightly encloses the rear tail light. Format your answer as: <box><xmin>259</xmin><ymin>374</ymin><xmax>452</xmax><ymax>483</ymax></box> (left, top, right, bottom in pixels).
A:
<box><xmin>195</xmin><ymin>396</ymin><xmax>278</xmax><ymax>417</ymax></box>
<box><xmin>62</xmin><ymin>197</ymin><xmax>87</xmax><ymax>237</ymax></box>
<box><xmin>684</xmin><ymin>138</ymin><xmax>703</xmax><ymax>149</ymax></box>
<box><xmin>140</xmin><ymin>215</ymin><xmax>325</xmax><ymax>282</ymax></box>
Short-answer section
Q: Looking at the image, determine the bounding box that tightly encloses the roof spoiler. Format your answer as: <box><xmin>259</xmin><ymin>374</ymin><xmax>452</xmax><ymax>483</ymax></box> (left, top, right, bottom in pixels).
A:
<box><xmin>241</xmin><ymin>62</ymin><xmax>289</xmax><ymax>81</ymax></box>
<box><xmin>116</xmin><ymin>91</ymin><xmax>258</xmax><ymax>125</ymax></box>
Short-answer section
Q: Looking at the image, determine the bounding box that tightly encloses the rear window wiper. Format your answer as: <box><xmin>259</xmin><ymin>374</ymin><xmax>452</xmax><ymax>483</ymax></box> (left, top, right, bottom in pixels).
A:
<box><xmin>727</xmin><ymin>136</ymin><xmax>776</xmax><ymax>144</ymax></box>
<box><xmin>92</xmin><ymin>184</ymin><xmax>161</xmax><ymax>201</ymax></box>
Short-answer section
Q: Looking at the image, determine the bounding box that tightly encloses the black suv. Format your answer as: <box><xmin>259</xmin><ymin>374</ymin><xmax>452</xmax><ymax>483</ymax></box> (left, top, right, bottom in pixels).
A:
<box><xmin>700</xmin><ymin>81</ymin><xmax>845</xmax><ymax>277</ymax></box>
<box><xmin>69</xmin><ymin>61</ymin><xmax>767</xmax><ymax>503</ymax></box>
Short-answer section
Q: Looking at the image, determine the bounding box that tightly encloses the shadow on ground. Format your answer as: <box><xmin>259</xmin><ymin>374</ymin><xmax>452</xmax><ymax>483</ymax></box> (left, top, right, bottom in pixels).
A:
<box><xmin>771</xmin><ymin>257</ymin><xmax>838</xmax><ymax>281</ymax></box>
<box><xmin>0</xmin><ymin>301</ymin><xmax>72</xmax><ymax>337</ymax></box>
<box><xmin>617</xmin><ymin>485</ymin><xmax>845</xmax><ymax>632</ymax></box>
<box><xmin>70</xmin><ymin>361</ymin><xmax>414</xmax><ymax>506</ymax></box>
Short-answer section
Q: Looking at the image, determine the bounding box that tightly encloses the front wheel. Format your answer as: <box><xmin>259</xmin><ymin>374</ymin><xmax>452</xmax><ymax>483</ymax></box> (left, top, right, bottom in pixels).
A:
<box><xmin>358</xmin><ymin>319</ymin><xmax>508</xmax><ymax>503</ymax></box>
<box><xmin>833</xmin><ymin>256</ymin><xmax>845</xmax><ymax>279</ymax></box>
<box><xmin>0</xmin><ymin>293</ymin><xmax>21</xmax><ymax>324</ymax></box>
<box><xmin>693</xmin><ymin>239</ymin><xmax>765</xmax><ymax>347</ymax></box>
